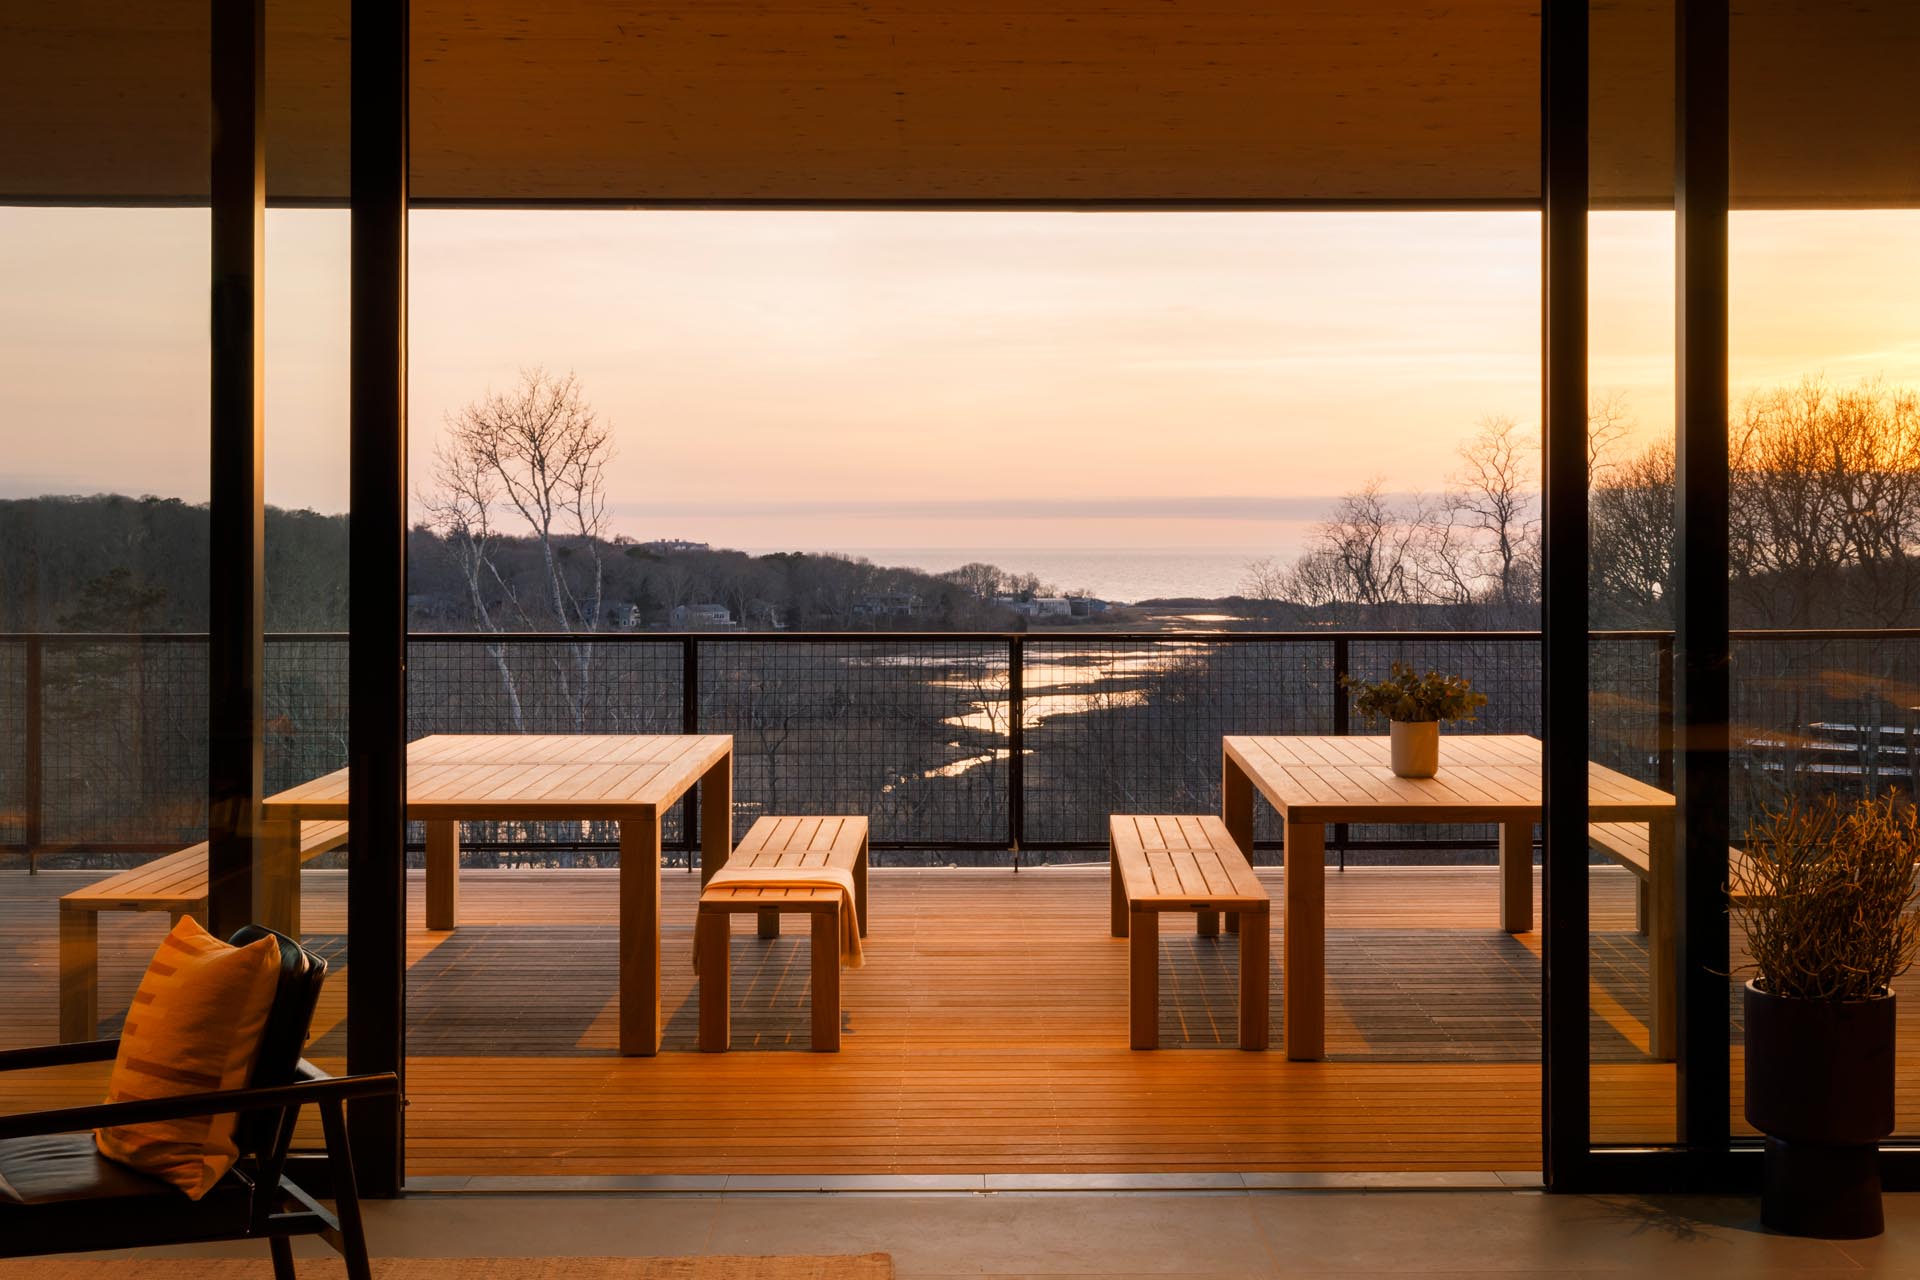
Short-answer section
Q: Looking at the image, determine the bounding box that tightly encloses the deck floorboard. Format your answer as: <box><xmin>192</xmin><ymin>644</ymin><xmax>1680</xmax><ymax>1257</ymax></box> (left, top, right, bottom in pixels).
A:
<box><xmin>4</xmin><ymin>862</ymin><xmax>1905</xmax><ymax>1174</ymax></box>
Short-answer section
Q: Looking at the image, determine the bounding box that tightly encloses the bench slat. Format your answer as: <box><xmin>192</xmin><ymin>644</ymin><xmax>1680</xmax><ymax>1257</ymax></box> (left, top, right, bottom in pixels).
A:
<box><xmin>704</xmin><ymin>815</ymin><xmax>868</xmax><ymax>907</ymax></box>
<box><xmin>62</xmin><ymin>820</ymin><xmax>351</xmax><ymax>912</ymax></box>
<box><xmin>1110</xmin><ymin>815</ymin><xmax>1265</xmax><ymax>908</ymax></box>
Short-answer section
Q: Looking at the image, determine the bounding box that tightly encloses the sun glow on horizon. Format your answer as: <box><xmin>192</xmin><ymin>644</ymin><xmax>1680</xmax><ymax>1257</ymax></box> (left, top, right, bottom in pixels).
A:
<box><xmin>1</xmin><ymin>207</ymin><xmax>1915</xmax><ymax>560</ymax></box>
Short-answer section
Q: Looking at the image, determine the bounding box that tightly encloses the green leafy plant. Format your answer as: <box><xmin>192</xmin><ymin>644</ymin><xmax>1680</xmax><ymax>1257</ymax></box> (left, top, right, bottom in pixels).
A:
<box><xmin>1731</xmin><ymin>792</ymin><xmax>1920</xmax><ymax>1002</ymax></box>
<box><xmin>1340</xmin><ymin>662</ymin><xmax>1488</xmax><ymax>725</ymax></box>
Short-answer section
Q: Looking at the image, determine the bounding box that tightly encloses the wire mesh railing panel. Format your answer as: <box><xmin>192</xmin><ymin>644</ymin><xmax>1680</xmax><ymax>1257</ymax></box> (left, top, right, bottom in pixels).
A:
<box><xmin>1022</xmin><ymin>638</ymin><xmax>1330</xmax><ymax>856</ymax></box>
<box><xmin>409</xmin><ymin>637</ymin><xmax>686</xmax><ymax>856</ymax></box>
<box><xmin>31</xmin><ymin>627</ymin><xmax>1920</xmax><ymax>867</ymax></box>
<box><xmin>698</xmin><ymin>639</ymin><xmax>1008</xmax><ymax>851</ymax></box>
<box><xmin>1345</xmin><ymin>637</ymin><xmax>1543</xmax><ymax>858</ymax></box>
<box><xmin>1732</xmin><ymin>633</ymin><xmax>1920</xmax><ymax>839</ymax></box>
<box><xmin>265</xmin><ymin>637</ymin><xmax>350</xmax><ymax>798</ymax></box>
<box><xmin>40</xmin><ymin>637</ymin><xmax>207</xmax><ymax>847</ymax></box>
<box><xmin>1590</xmin><ymin>636</ymin><xmax>1666</xmax><ymax>786</ymax></box>
<box><xmin>0</xmin><ymin>639</ymin><xmax>26</xmax><ymax>846</ymax></box>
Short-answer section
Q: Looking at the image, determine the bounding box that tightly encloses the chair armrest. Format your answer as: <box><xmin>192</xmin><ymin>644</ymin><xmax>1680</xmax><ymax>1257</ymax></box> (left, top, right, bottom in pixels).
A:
<box><xmin>0</xmin><ymin>1071</ymin><xmax>400</xmax><ymax>1142</ymax></box>
<box><xmin>0</xmin><ymin>1039</ymin><xmax>120</xmax><ymax>1072</ymax></box>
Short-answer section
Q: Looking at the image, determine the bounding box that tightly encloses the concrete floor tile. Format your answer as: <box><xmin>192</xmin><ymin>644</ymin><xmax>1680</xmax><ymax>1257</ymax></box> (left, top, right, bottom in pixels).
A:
<box><xmin>708</xmin><ymin>1192</ymin><xmax>1278</xmax><ymax>1275</ymax></box>
<box><xmin>1248</xmin><ymin>1190</ymin><xmax>1865</xmax><ymax>1274</ymax></box>
<box><xmin>359</xmin><ymin>1195</ymin><xmax>724</xmax><ymax>1257</ymax></box>
<box><xmin>982</xmin><ymin>1172</ymin><xmax>1246</xmax><ymax>1191</ymax></box>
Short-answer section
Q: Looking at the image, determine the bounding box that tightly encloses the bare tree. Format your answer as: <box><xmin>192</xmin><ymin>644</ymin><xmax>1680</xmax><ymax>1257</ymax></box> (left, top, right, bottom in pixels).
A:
<box><xmin>1589</xmin><ymin>439</ymin><xmax>1675</xmax><ymax>627</ymax></box>
<box><xmin>1447</xmin><ymin>414</ymin><xmax>1539</xmax><ymax>618</ymax></box>
<box><xmin>1587</xmin><ymin>389</ymin><xmax>1635</xmax><ymax>485</ymax></box>
<box><xmin>1283</xmin><ymin>480</ymin><xmax>1429</xmax><ymax>623</ymax></box>
<box><xmin>426</xmin><ymin>367</ymin><xmax>616</xmax><ymax>728</ymax></box>
<box><xmin>1238</xmin><ymin>556</ymin><xmax>1292</xmax><ymax>621</ymax></box>
<box><xmin>418</xmin><ymin>439</ymin><xmax>527</xmax><ymax>730</ymax></box>
<box><xmin>1732</xmin><ymin>377</ymin><xmax>1920</xmax><ymax>627</ymax></box>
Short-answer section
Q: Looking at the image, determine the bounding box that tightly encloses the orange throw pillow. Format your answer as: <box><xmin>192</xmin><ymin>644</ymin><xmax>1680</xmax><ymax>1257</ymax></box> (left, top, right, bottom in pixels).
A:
<box><xmin>94</xmin><ymin>917</ymin><xmax>282</xmax><ymax>1199</ymax></box>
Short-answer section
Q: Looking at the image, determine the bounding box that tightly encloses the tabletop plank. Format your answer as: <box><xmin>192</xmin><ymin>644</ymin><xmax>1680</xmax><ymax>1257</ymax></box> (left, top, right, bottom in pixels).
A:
<box><xmin>1223</xmin><ymin>734</ymin><xmax>1671</xmax><ymax>824</ymax></box>
<box><xmin>262</xmin><ymin>734</ymin><xmax>733</xmax><ymax>821</ymax></box>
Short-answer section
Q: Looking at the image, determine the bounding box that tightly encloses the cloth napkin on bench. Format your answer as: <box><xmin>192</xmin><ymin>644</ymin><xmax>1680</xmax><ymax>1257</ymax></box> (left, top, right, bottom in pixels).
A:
<box><xmin>697</xmin><ymin>865</ymin><xmax>865</xmax><ymax>969</ymax></box>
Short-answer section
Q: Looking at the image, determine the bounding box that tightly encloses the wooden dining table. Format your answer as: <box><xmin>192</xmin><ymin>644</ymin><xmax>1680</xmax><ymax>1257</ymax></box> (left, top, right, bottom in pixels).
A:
<box><xmin>259</xmin><ymin>733</ymin><xmax>734</xmax><ymax>1055</ymax></box>
<box><xmin>1222</xmin><ymin>733</ymin><xmax>1675</xmax><ymax>1061</ymax></box>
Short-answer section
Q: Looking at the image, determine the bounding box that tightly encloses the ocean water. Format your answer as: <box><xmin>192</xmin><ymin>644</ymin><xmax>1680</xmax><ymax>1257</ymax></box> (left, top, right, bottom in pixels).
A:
<box><xmin>812</xmin><ymin>547</ymin><xmax>1278</xmax><ymax>604</ymax></box>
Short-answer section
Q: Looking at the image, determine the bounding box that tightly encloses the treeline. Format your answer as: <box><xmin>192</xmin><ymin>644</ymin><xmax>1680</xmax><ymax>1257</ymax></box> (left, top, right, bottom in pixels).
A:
<box><xmin>409</xmin><ymin>534</ymin><xmax>1024</xmax><ymax>632</ymax></box>
<box><xmin>0</xmin><ymin>495</ymin><xmax>348</xmax><ymax>632</ymax></box>
<box><xmin>1247</xmin><ymin>377</ymin><xmax>1920</xmax><ymax>631</ymax></box>
<box><xmin>0</xmin><ymin>494</ymin><xmax>1040</xmax><ymax>634</ymax></box>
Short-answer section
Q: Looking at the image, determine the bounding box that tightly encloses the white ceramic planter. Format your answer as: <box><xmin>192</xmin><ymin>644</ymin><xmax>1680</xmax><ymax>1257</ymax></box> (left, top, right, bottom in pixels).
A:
<box><xmin>1389</xmin><ymin>720</ymin><xmax>1440</xmax><ymax>778</ymax></box>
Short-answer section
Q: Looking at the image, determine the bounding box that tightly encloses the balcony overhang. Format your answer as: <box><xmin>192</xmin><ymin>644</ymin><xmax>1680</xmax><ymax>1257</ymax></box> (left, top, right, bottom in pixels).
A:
<box><xmin>2</xmin><ymin>0</ymin><xmax>1915</xmax><ymax>209</ymax></box>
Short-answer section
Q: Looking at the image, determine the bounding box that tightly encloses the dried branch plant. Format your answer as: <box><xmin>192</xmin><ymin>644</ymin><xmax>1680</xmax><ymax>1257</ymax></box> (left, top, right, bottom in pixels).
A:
<box><xmin>1731</xmin><ymin>792</ymin><xmax>1920</xmax><ymax>1002</ymax></box>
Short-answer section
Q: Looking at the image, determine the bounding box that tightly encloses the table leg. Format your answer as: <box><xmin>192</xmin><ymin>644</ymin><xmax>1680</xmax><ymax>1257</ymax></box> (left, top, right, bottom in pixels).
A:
<box><xmin>699</xmin><ymin>753</ymin><xmax>733</xmax><ymax>887</ymax></box>
<box><xmin>1239</xmin><ymin>902</ymin><xmax>1270</xmax><ymax>1051</ymax></box>
<box><xmin>1221</xmin><ymin>750</ymin><xmax>1254</xmax><ymax>941</ymax></box>
<box><xmin>1129</xmin><ymin>906</ymin><xmax>1159</xmax><ymax>1050</ymax></box>
<box><xmin>620</xmin><ymin>811</ymin><xmax>663</xmax><ymax>1056</ymax></box>
<box><xmin>1499</xmin><ymin>819</ymin><xmax>1535</xmax><ymax>933</ymax></box>
<box><xmin>1222</xmin><ymin>747</ymin><xmax>1255</xmax><ymax>857</ymax></box>
<box><xmin>1649</xmin><ymin>818</ymin><xmax>1677</xmax><ymax>1061</ymax></box>
<box><xmin>58</xmin><ymin>904</ymin><xmax>97</xmax><ymax>1044</ymax></box>
<box><xmin>255</xmin><ymin>816</ymin><xmax>300</xmax><ymax>938</ymax></box>
<box><xmin>1284</xmin><ymin>819</ymin><xmax>1325</xmax><ymax>1061</ymax></box>
<box><xmin>426</xmin><ymin>820</ymin><xmax>460</xmax><ymax>931</ymax></box>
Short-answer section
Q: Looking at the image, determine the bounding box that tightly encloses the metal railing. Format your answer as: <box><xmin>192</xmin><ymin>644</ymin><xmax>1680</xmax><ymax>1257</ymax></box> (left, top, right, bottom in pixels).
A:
<box><xmin>5</xmin><ymin>626</ymin><xmax>1914</xmax><ymax>869</ymax></box>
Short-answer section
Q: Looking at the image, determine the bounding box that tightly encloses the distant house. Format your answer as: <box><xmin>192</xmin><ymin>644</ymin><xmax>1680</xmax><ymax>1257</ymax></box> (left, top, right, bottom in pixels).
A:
<box><xmin>995</xmin><ymin>596</ymin><xmax>1074</xmax><ymax>619</ymax></box>
<box><xmin>745</xmin><ymin>600</ymin><xmax>790</xmax><ymax>630</ymax></box>
<box><xmin>671</xmin><ymin>603</ymin><xmax>733</xmax><ymax>629</ymax></box>
<box><xmin>641</xmin><ymin>538</ymin><xmax>710</xmax><ymax>554</ymax></box>
<box><xmin>854</xmin><ymin>592</ymin><xmax>922</xmax><ymax>619</ymax></box>
<box><xmin>602</xmin><ymin>602</ymin><xmax>641</xmax><ymax>629</ymax></box>
<box><xmin>1068</xmin><ymin>597</ymin><xmax>1110</xmax><ymax>617</ymax></box>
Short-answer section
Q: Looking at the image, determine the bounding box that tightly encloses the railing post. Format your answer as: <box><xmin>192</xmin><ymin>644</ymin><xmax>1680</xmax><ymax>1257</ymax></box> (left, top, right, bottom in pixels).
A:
<box><xmin>1008</xmin><ymin>636</ymin><xmax>1024</xmax><ymax>867</ymax></box>
<box><xmin>1656</xmin><ymin>633</ymin><xmax>1676</xmax><ymax>793</ymax></box>
<box><xmin>682</xmin><ymin>636</ymin><xmax>699</xmax><ymax>870</ymax></box>
<box><xmin>24</xmin><ymin>635</ymin><xmax>43</xmax><ymax>872</ymax></box>
<box><xmin>1332</xmin><ymin>635</ymin><xmax>1349</xmax><ymax>871</ymax></box>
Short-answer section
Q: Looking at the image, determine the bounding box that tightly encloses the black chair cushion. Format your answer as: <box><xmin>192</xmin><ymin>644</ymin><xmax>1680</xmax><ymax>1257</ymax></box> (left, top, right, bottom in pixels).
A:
<box><xmin>0</xmin><ymin>1133</ymin><xmax>175</xmax><ymax>1206</ymax></box>
<box><xmin>0</xmin><ymin>1134</ymin><xmax>253</xmax><ymax>1248</ymax></box>
<box><xmin>228</xmin><ymin>924</ymin><xmax>327</xmax><ymax>1157</ymax></box>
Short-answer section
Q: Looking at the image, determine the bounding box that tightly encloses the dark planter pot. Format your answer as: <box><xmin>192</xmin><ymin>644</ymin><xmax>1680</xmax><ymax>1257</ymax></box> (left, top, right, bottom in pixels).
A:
<box><xmin>1743</xmin><ymin>980</ymin><xmax>1896</xmax><ymax>1238</ymax></box>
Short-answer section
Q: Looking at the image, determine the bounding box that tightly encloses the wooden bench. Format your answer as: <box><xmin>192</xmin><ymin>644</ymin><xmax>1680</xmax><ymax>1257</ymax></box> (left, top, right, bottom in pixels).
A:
<box><xmin>57</xmin><ymin>819</ymin><xmax>350</xmax><ymax>1042</ymax></box>
<box><xmin>1587</xmin><ymin>820</ymin><xmax>1756</xmax><ymax>1061</ymax></box>
<box><xmin>1109</xmin><ymin>815</ymin><xmax>1270</xmax><ymax>1051</ymax></box>
<box><xmin>696</xmin><ymin>815</ymin><xmax>869</xmax><ymax>1053</ymax></box>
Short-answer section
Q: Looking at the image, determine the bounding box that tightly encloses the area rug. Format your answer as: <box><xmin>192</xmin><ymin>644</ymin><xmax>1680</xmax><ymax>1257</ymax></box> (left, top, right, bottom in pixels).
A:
<box><xmin>0</xmin><ymin>1257</ymin><xmax>892</xmax><ymax>1279</ymax></box>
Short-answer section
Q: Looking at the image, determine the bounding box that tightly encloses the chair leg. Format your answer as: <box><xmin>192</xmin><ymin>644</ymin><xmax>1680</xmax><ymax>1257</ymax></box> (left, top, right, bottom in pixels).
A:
<box><xmin>270</xmin><ymin>1235</ymin><xmax>297</xmax><ymax>1280</ymax></box>
<box><xmin>1110</xmin><ymin>844</ymin><xmax>1127</xmax><ymax>938</ymax></box>
<box><xmin>318</xmin><ymin>1099</ymin><xmax>374</xmax><ymax>1280</ymax></box>
<box><xmin>757</xmin><ymin>907</ymin><xmax>781</xmax><ymax>938</ymax></box>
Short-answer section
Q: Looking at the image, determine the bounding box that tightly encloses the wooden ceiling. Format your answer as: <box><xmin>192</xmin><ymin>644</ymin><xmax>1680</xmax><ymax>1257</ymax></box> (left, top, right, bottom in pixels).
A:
<box><xmin>2</xmin><ymin>1</ymin><xmax>1915</xmax><ymax>206</ymax></box>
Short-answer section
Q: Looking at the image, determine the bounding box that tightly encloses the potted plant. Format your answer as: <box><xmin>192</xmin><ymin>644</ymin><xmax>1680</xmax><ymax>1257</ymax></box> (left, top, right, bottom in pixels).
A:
<box><xmin>1339</xmin><ymin>662</ymin><xmax>1487</xmax><ymax>778</ymax></box>
<box><xmin>1731</xmin><ymin>792</ymin><xmax>1920</xmax><ymax>1238</ymax></box>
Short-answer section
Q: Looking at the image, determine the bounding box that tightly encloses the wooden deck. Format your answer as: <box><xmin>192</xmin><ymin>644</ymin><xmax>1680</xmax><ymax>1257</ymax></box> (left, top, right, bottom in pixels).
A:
<box><xmin>5</xmin><ymin>860</ymin><xmax>1911</xmax><ymax>1175</ymax></box>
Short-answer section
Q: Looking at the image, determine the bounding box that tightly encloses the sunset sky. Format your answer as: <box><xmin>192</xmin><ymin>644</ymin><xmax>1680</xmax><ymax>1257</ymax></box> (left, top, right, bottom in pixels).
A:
<box><xmin>1</xmin><ymin>207</ymin><xmax>1915</xmax><ymax>558</ymax></box>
